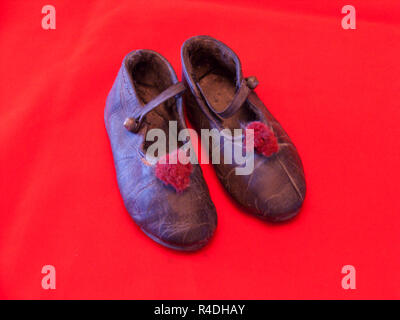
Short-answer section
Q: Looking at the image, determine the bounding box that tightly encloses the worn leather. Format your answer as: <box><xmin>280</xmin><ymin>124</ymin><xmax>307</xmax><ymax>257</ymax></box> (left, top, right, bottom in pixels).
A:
<box><xmin>181</xmin><ymin>36</ymin><xmax>306</xmax><ymax>222</ymax></box>
<box><xmin>105</xmin><ymin>49</ymin><xmax>217</xmax><ymax>250</ymax></box>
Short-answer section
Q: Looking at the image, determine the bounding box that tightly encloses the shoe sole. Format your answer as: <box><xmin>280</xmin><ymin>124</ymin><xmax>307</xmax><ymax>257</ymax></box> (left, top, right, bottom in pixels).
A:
<box><xmin>141</xmin><ymin>228</ymin><xmax>209</xmax><ymax>252</ymax></box>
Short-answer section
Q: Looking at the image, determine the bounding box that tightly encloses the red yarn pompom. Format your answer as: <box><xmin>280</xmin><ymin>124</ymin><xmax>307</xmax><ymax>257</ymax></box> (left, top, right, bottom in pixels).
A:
<box><xmin>155</xmin><ymin>149</ymin><xmax>193</xmax><ymax>192</ymax></box>
<box><xmin>245</xmin><ymin>121</ymin><xmax>279</xmax><ymax>157</ymax></box>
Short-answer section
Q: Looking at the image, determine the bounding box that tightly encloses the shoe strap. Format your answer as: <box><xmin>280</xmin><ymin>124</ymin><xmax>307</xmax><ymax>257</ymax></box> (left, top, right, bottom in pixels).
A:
<box><xmin>124</xmin><ymin>82</ymin><xmax>186</xmax><ymax>133</ymax></box>
<box><xmin>196</xmin><ymin>76</ymin><xmax>258</xmax><ymax>120</ymax></box>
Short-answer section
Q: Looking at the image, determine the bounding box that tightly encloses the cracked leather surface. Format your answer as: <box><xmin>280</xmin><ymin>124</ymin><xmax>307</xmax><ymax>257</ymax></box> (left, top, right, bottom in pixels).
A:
<box><xmin>105</xmin><ymin>50</ymin><xmax>217</xmax><ymax>250</ymax></box>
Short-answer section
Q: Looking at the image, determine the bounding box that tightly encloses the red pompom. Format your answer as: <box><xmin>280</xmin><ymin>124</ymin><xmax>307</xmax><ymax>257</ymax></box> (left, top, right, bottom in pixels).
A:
<box><xmin>245</xmin><ymin>121</ymin><xmax>279</xmax><ymax>157</ymax></box>
<box><xmin>155</xmin><ymin>149</ymin><xmax>193</xmax><ymax>192</ymax></box>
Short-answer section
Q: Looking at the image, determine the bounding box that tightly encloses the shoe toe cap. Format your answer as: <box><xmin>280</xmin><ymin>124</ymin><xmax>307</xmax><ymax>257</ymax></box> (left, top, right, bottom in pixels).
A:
<box><xmin>142</xmin><ymin>202</ymin><xmax>217</xmax><ymax>251</ymax></box>
<box><xmin>226</xmin><ymin>148</ymin><xmax>305</xmax><ymax>222</ymax></box>
<box><xmin>126</xmin><ymin>166</ymin><xmax>217</xmax><ymax>251</ymax></box>
<box><xmin>258</xmin><ymin>178</ymin><xmax>304</xmax><ymax>222</ymax></box>
<box><xmin>251</xmin><ymin>154</ymin><xmax>305</xmax><ymax>221</ymax></box>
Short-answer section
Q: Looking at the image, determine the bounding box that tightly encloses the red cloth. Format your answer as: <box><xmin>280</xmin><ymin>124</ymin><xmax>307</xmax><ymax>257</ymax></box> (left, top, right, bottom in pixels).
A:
<box><xmin>1</xmin><ymin>0</ymin><xmax>399</xmax><ymax>299</ymax></box>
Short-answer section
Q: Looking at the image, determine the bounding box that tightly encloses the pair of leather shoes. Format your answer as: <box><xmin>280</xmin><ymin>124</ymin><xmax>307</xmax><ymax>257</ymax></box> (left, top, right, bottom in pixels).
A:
<box><xmin>104</xmin><ymin>36</ymin><xmax>306</xmax><ymax>251</ymax></box>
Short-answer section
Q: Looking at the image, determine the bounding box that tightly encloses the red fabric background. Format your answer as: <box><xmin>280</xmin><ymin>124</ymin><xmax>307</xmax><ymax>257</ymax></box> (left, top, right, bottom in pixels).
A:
<box><xmin>1</xmin><ymin>0</ymin><xmax>399</xmax><ymax>299</ymax></box>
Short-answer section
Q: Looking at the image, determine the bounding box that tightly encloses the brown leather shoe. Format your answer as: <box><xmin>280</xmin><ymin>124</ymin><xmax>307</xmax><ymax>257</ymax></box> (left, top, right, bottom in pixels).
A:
<box><xmin>105</xmin><ymin>49</ymin><xmax>217</xmax><ymax>250</ymax></box>
<box><xmin>181</xmin><ymin>36</ymin><xmax>306</xmax><ymax>222</ymax></box>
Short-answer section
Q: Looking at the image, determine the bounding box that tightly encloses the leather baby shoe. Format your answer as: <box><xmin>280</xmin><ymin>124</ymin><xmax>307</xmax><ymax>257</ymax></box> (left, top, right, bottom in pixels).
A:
<box><xmin>181</xmin><ymin>36</ymin><xmax>306</xmax><ymax>222</ymax></box>
<box><xmin>104</xmin><ymin>49</ymin><xmax>217</xmax><ymax>250</ymax></box>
